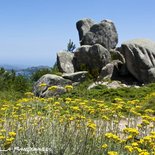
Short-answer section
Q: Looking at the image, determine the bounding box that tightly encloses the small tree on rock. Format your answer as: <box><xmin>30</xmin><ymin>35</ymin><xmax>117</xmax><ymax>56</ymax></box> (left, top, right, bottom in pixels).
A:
<box><xmin>67</xmin><ymin>39</ymin><xmax>76</xmax><ymax>52</ymax></box>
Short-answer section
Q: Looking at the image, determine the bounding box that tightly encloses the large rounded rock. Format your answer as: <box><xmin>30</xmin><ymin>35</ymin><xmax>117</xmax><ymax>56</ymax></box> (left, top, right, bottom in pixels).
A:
<box><xmin>62</xmin><ymin>71</ymin><xmax>88</xmax><ymax>83</ymax></box>
<box><xmin>33</xmin><ymin>74</ymin><xmax>72</xmax><ymax>97</ymax></box>
<box><xmin>76</xmin><ymin>19</ymin><xmax>95</xmax><ymax>43</ymax></box>
<box><xmin>73</xmin><ymin>44</ymin><xmax>111</xmax><ymax>77</ymax></box>
<box><xmin>98</xmin><ymin>60</ymin><xmax>123</xmax><ymax>80</ymax></box>
<box><xmin>110</xmin><ymin>49</ymin><xmax>125</xmax><ymax>63</ymax></box>
<box><xmin>121</xmin><ymin>39</ymin><xmax>155</xmax><ymax>83</ymax></box>
<box><xmin>81</xmin><ymin>19</ymin><xmax>118</xmax><ymax>50</ymax></box>
<box><xmin>57</xmin><ymin>51</ymin><xmax>74</xmax><ymax>73</ymax></box>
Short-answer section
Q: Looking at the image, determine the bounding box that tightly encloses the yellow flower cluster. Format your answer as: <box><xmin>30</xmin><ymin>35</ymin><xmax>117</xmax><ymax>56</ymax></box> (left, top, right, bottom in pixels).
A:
<box><xmin>39</xmin><ymin>83</ymin><xmax>47</xmax><ymax>87</ymax></box>
<box><xmin>65</xmin><ymin>85</ymin><xmax>73</xmax><ymax>92</ymax></box>
<box><xmin>48</xmin><ymin>85</ymin><xmax>58</xmax><ymax>91</ymax></box>
<box><xmin>123</xmin><ymin>127</ymin><xmax>139</xmax><ymax>136</ymax></box>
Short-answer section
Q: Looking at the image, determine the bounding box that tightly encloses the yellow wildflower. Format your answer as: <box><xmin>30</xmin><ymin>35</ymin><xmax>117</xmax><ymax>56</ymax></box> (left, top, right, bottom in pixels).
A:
<box><xmin>24</xmin><ymin>92</ymin><xmax>34</xmax><ymax>97</ymax></box>
<box><xmin>87</xmin><ymin>122</ymin><xmax>96</xmax><ymax>130</ymax></box>
<box><xmin>101</xmin><ymin>144</ymin><xmax>108</xmax><ymax>149</ymax></box>
<box><xmin>139</xmin><ymin>150</ymin><xmax>150</xmax><ymax>155</ymax></box>
<box><xmin>0</xmin><ymin>129</ymin><xmax>6</xmax><ymax>133</ymax></box>
<box><xmin>131</xmin><ymin>142</ymin><xmax>139</xmax><ymax>147</ymax></box>
<box><xmin>124</xmin><ymin>145</ymin><xmax>133</xmax><ymax>153</ymax></box>
<box><xmin>102</xmin><ymin>115</ymin><xmax>110</xmax><ymax>121</ymax></box>
<box><xmin>48</xmin><ymin>85</ymin><xmax>58</xmax><ymax>91</ymax></box>
<box><xmin>123</xmin><ymin>127</ymin><xmax>139</xmax><ymax>136</ymax></box>
<box><xmin>72</xmin><ymin>106</ymin><xmax>80</xmax><ymax>111</ymax></box>
<box><xmin>105</xmin><ymin>133</ymin><xmax>120</xmax><ymax>142</ymax></box>
<box><xmin>65</xmin><ymin>97</ymin><xmax>72</xmax><ymax>101</ymax></box>
<box><xmin>65</xmin><ymin>85</ymin><xmax>73</xmax><ymax>92</ymax></box>
<box><xmin>39</xmin><ymin>83</ymin><xmax>47</xmax><ymax>87</ymax></box>
<box><xmin>54</xmin><ymin>102</ymin><xmax>60</xmax><ymax>105</ymax></box>
<box><xmin>0</xmin><ymin>135</ymin><xmax>5</xmax><ymax>140</ymax></box>
<box><xmin>144</xmin><ymin>109</ymin><xmax>154</xmax><ymax>114</ymax></box>
<box><xmin>8</xmin><ymin>132</ymin><xmax>16</xmax><ymax>137</ymax></box>
<box><xmin>107</xmin><ymin>151</ymin><xmax>118</xmax><ymax>155</ymax></box>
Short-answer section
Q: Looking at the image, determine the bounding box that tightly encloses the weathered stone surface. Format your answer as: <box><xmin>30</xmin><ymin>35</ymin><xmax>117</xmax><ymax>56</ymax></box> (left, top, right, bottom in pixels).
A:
<box><xmin>81</xmin><ymin>19</ymin><xmax>118</xmax><ymax>50</ymax></box>
<box><xmin>88</xmin><ymin>81</ymin><xmax>124</xmax><ymax>89</ymax></box>
<box><xmin>73</xmin><ymin>44</ymin><xmax>111</xmax><ymax>76</ymax></box>
<box><xmin>98</xmin><ymin>60</ymin><xmax>123</xmax><ymax>80</ymax></box>
<box><xmin>110</xmin><ymin>49</ymin><xmax>125</xmax><ymax>63</ymax></box>
<box><xmin>87</xmin><ymin>80</ymin><xmax>140</xmax><ymax>90</ymax></box>
<box><xmin>62</xmin><ymin>71</ymin><xmax>88</xmax><ymax>82</ymax></box>
<box><xmin>121</xmin><ymin>39</ymin><xmax>155</xmax><ymax>83</ymax></box>
<box><xmin>76</xmin><ymin>19</ymin><xmax>95</xmax><ymax>43</ymax></box>
<box><xmin>33</xmin><ymin>74</ymin><xmax>72</xmax><ymax>97</ymax></box>
<box><xmin>57</xmin><ymin>51</ymin><xmax>74</xmax><ymax>73</ymax></box>
<box><xmin>41</xmin><ymin>87</ymin><xmax>66</xmax><ymax>98</ymax></box>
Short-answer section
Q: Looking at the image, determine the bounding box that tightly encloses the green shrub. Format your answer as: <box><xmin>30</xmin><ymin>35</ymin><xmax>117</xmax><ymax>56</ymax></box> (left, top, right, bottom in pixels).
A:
<box><xmin>0</xmin><ymin>67</ymin><xmax>32</xmax><ymax>97</ymax></box>
<box><xmin>31</xmin><ymin>68</ymin><xmax>52</xmax><ymax>82</ymax></box>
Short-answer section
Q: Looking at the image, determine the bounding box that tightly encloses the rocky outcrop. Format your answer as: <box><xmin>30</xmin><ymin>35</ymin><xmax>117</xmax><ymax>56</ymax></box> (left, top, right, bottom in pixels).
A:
<box><xmin>110</xmin><ymin>49</ymin><xmax>125</xmax><ymax>63</ymax></box>
<box><xmin>62</xmin><ymin>71</ymin><xmax>88</xmax><ymax>83</ymax></box>
<box><xmin>77</xmin><ymin>19</ymin><xmax>118</xmax><ymax>50</ymax></box>
<box><xmin>98</xmin><ymin>60</ymin><xmax>123</xmax><ymax>80</ymax></box>
<box><xmin>33</xmin><ymin>74</ymin><xmax>72</xmax><ymax>97</ymax></box>
<box><xmin>88</xmin><ymin>81</ymin><xmax>125</xmax><ymax>89</ymax></box>
<box><xmin>88</xmin><ymin>80</ymin><xmax>140</xmax><ymax>90</ymax></box>
<box><xmin>41</xmin><ymin>87</ymin><xmax>66</xmax><ymax>98</ymax></box>
<box><xmin>121</xmin><ymin>39</ymin><xmax>155</xmax><ymax>83</ymax></box>
<box><xmin>76</xmin><ymin>19</ymin><xmax>95</xmax><ymax>43</ymax></box>
<box><xmin>32</xmin><ymin>18</ymin><xmax>155</xmax><ymax>98</ymax></box>
<box><xmin>73</xmin><ymin>44</ymin><xmax>111</xmax><ymax>76</ymax></box>
<box><xmin>57</xmin><ymin>51</ymin><xmax>74</xmax><ymax>73</ymax></box>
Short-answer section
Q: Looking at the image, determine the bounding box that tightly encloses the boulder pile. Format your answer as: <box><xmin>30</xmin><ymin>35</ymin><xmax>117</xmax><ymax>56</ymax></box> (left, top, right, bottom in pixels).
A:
<box><xmin>34</xmin><ymin>18</ymin><xmax>155</xmax><ymax>97</ymax></box>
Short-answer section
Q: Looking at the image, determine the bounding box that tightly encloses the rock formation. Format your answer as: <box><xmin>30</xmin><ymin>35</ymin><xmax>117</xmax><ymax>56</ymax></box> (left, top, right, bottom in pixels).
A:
<box><xmin>77</xmin><ymin>19</ymin><xmax>118</xmax><ymax>50</ymax></box>
<box><xmin>121</xmin><ymin>39</ymin><xmax>155</xmax><ymax>83</ymax></box>
<box><xmin>33</xmin><ymin>74</ymin><xmax>72</xmax><ymax>97</ymax></box>
<box><xmin>98</xmin><ymin>60</ymin><xmax>123</xmax><ymax>80</ymax></box>
<box><xmin>62</xmin><ymin>71</ymin><xmax>88</xmax><ymax>83</ymax></box>
<box><xmin>34</xmin><ymin>18</ymin><xmax>155</xmax><ymax>97</ymax></box>
<box><xmin>73</xmin><ymin>44</ymin><xmax>111</xmax><ymax>76</ymax></box>
<box><xmin>57</xmin><ymin>51</ymin><xmax>74</xmax><ymax>73</ymax></box>
<box><xmin>76</xmin><ymin>19</ymin><xmax>95</xmax><ymax>43</ymax></box>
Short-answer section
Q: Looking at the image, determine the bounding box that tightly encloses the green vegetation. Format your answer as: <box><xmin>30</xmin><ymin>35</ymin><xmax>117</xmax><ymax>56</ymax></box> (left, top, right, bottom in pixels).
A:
<box><xmin>0</xmin><ymin>68</ymin><xmax>31</xmax><ymax>100</ymax></box>
<box><xmin>1</xmin><ymin>66</ymin><xmax>155</xmax><ymax>154</ymax></box>
<box><xmin>0</xmin><ymin>65</ymin><xmax>61</xmax><ymax>100</ymax></box>
<box><xmin>67</xmin><ymin>39</ymin><xmax>76</xmax><ymax>52</ymax></box>
<box><xmin>62</xmin><ymin>80</ymin><xmax>155</xmax><ymax>101</ymax></box>
<box><xmin>1</xmin><ymin>65</ymin><xmax>155</xmax><ymax>107</ymax></box>
<box><xmin>1</xmin><ymin>87</ymin><xmax>155</xmax><ymax>154</ymax></box>
<box><xmin>31</xmin><ymin>68</ymin><xmax>52</xmax><ymax>82</ymax></box>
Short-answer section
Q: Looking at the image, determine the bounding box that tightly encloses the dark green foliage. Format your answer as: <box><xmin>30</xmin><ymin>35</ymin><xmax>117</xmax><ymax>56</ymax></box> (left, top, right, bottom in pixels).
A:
<box><xmin>31</xmin><ymin>68</ymin><xmax>52</xmax><ymax>82</ymax></box>
<box><xmin>30</xmin><ymin>63</ymin><xmax>62</xmax><ymax>82</ymax></box>
<box><xmin>0</xmin><ymin>68</ymin><xmax>32</xmax><ymax>100</ymax></box>
<box><xmin>51</xmin><ymin>62</ymin><xmax>62</xmax><ymax>76</ymax></box>
<box><xmin>2</xmin><ymin>65</ymin><xmax>155</xmax><ymax>111</ymax></box>
<box><xmin>62</xmin><ymin>80</ymin><xmax>155</xmax><ymax>104</ymax></box>
<box><xmin>0</xmin><ymin>90</ymin><xmax>23</xmax><ymax>101</ymax></box>
<box><xmin>67</xmin><ymin>39</ymin><xmax>76</xmax><ymax>52</ymax></box>
<box><xmin>11</xmin><ymin>75</ymin><xmax>31</xmax><ymax>93</ymax></box>
<box><xmin>78</xmin><ymin>64</ymin><xmax>100</xmax><ymax>80</ymax></box>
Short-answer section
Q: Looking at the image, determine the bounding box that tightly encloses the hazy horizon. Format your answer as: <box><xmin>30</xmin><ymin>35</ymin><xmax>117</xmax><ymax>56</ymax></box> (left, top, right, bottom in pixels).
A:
<box><xmin>0</xmin><ymin>0</ymin><xmax>155</xmax><ymax>67</ymax></box>
<box><xmin>0</xmin><ymin>63</ymin><xmax>50</xmax><ymax>69</ymax></box>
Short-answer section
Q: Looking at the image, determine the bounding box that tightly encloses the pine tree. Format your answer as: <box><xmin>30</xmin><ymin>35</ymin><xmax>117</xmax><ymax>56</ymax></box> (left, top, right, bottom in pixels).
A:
<box><xmin>67</xmin><ymin>39</ymin><xmax>76</xmax><ymax>52</ymax></box>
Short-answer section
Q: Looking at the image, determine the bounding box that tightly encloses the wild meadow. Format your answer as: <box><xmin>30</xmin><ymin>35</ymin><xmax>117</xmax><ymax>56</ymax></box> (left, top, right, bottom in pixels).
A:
<box><xmin>1</xmin><ymin>84</ymin><xmax>155</xmax><ymax>155</ymax></box>
<box><xmin>1</xmin><ymin>67</ymin><xmax>155</xmax><ymax>155</ymax></box>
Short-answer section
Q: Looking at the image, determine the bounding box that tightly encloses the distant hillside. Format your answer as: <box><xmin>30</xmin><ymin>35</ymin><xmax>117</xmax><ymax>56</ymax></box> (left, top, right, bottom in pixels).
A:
<box><xmin>16</xmin><ymin>66</ymin><xmax>50</xmax><ymax>77</ymax></box>
<box><xmin>0</xmin><ymin>65</ymin><xmax>50</xmax><ymax>77</ymax></box>
<box><xmin>0</xmin><ymin>64</ymin><xmax>23</xmax><ymax>71</ymax></box>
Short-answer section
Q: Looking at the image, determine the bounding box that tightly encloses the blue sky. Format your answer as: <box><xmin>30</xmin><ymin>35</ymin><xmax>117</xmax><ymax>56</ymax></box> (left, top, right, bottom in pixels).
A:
<box><xmin>0</xmin><ymin>0</ymin><xmax>155</xmax><ymax>67</ymax></box>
